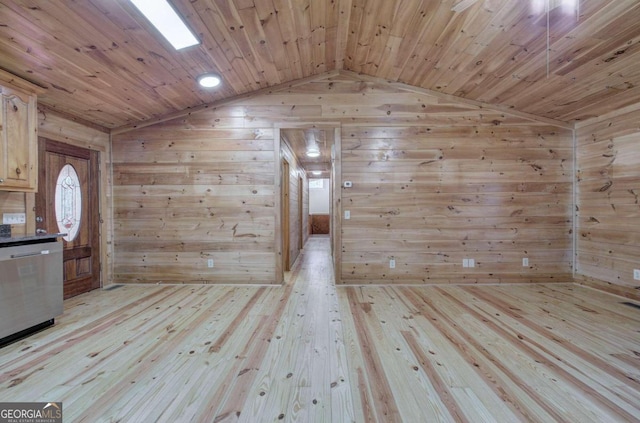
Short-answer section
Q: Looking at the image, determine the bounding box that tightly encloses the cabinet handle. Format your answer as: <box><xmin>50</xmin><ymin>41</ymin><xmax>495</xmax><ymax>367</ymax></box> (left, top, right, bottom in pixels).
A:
<box><xmin>11</xmin><ymin>251</ymin><xmax>49</xmax><ymax>259</ymax></box>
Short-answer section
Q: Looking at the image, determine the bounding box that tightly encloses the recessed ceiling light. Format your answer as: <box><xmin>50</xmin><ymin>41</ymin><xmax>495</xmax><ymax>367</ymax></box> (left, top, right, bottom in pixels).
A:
<box><xmin>197</xmin><ymin>73</ymin><xmax>222</xmax><ymax>88</ymax></box>
<box><xmin>130</xmin><ymin>0</ymin><xmax>199</xmax><ymax>50</ymax></box>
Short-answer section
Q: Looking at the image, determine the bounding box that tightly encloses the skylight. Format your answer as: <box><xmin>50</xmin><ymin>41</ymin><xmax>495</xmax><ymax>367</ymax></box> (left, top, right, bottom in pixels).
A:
<box><xmin>130</xmin><ymin>0</ymin><xmax>199</xmax><ymax>50</ymax></box>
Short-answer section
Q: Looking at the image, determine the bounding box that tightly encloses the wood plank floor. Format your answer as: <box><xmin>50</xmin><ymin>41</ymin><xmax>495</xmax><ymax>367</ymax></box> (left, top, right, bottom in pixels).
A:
<box><xmin>1</xmin><ymin>236</ymin><xmax>639</xmax><ymax>422</ymax></box>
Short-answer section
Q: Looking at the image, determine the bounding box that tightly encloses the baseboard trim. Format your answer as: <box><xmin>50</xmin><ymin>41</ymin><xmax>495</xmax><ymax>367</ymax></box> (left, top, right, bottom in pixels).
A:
<box><xmin>573</xmin><ymin>275</ymin><xmax>640</xmax><ymax>301</ymax></box>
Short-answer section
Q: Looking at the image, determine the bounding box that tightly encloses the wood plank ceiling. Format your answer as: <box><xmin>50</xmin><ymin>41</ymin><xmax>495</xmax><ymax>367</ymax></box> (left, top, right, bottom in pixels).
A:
<box><xmin>281</xmin><ymin>128</ymin><xmax>333</xmax><ymax>176</ymax></box>
<box><xmin>0</xmin><ymin>0</ymin><xmax>638</xmax><ymax>129</ymax></box>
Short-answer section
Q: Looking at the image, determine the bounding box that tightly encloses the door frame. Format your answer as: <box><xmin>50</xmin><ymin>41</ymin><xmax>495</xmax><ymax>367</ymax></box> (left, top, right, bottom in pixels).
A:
<box><xmin>274</xmin><ymin>123</ymin><xmax>341</xmax><ymax>285</ymax></box>
<box><xmin>281</xmin><ymin>158</ymin><xmax>291</xmax><ymax>272</ymax></box>
<box><xmin>298</xmin><ymin>175</ymin><xmax>303</xmax><ymax>250</ymax></box>
<box><xmin>31</xmin><ymin>138</ymin><xmax>103</xmax><ymax>292</ymax></box>
<box><xmin>26</xmin><ymin>110</ymin><xmax>110</xmax><ymax>289</ymax></box>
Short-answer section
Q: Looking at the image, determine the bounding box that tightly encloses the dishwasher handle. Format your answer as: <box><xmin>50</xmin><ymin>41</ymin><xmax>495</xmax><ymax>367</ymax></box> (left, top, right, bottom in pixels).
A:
<box><xmin>10</xmin><ymin>250</ymin><xmax>51</xmax><ymax>259</ymax></box>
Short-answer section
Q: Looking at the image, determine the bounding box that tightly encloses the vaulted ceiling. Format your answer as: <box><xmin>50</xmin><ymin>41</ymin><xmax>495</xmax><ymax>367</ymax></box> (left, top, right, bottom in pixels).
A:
<box><xmin>1</xmin><ymin>0</ymin><xmax>638</xmax><ymax>129</ymax></box>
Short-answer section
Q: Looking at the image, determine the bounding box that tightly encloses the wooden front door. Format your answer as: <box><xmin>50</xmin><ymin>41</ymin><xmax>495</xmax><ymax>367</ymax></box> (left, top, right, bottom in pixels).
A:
<box><xmin>35</xmin><ymin>138</ymin><xmax>100</xmax><ymax>299</ymax></box>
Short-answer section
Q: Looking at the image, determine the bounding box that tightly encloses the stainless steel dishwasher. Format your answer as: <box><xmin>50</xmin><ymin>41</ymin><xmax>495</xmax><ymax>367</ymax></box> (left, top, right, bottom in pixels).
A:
<box><xmin>0</xmin><ymin>239</ymin><xmax>63</xmax><ymax>345</ymax></box>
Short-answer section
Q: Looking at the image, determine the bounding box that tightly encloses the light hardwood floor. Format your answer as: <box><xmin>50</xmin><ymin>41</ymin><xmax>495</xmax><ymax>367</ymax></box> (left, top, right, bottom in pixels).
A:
<box><xmin>1</xmin><ymin>236</ymin><xmax>639</xmax><ymax>422</ymax></box>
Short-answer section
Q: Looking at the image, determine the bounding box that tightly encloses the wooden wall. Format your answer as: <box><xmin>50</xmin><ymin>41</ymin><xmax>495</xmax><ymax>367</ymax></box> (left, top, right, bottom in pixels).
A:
<box><xmin>341</xmin><ymin>124</ymin><xmax>573</xmax><ymax>284</ymax></box>
<box><xmin>311</xmin><ymin>215</ymin><xmax>330</xmax><ymax>235</ymax></box>
<box><xmin>0</xmin><ymin>191</ymin><xmax>30</xmax><ymax>236</ymax></box>
<box><xmin>112</xmin><ymin>72</ymin><xmax>574</xmax><ymax>285</ymax></box>
<box><xmin>112</xmin><ymin>120</ymin><xmax>278</xmax><ymax>284</ymax></box>
<box><xmin>576</xmin><ymin>105</ymin><xmax>640</xmax><ymax>298</ymax></box>
<box><xmin>280</xmin><ymin>135</ymin><xmax>308</xmax><ymax>269</ymax></box>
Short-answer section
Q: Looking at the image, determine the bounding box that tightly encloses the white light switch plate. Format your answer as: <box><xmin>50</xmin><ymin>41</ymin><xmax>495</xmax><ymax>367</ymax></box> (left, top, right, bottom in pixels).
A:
<box><xmin>344</xmin><ymin>210</ymin><xmax>350</xmax><ymax>220</ymax></box>
<box><xmin>3</xmin><ymin>213</ymin><xmax>26</xmax><ymax>224</ymax></box>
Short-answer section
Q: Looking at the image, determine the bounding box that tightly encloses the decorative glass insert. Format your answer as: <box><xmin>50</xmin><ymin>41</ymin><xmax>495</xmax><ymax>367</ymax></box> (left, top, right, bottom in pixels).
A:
<box><xmin>55</xmin><ymin>164</ymin><xmax>82</xmax><ymax>242</ymax></box>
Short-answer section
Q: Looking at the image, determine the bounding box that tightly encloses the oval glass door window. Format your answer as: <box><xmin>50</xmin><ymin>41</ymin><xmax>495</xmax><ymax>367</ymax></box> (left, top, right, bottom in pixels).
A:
<box><xmin>55</xmin><ymin>164</ymin><xmax>82</xmax><ymax>242</ymax></box>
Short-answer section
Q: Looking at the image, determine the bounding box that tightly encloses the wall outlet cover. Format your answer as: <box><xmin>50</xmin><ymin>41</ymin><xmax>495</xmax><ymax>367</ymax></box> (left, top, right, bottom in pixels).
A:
<box><xmin>2</xmin><ymin>213</ymin><xmax>26</xmax><ymax>225</ymax></box>
<box><xmin>634</xmin><ymin>269</ymin><xmax>640</xmax><ymax>281</ymax></box>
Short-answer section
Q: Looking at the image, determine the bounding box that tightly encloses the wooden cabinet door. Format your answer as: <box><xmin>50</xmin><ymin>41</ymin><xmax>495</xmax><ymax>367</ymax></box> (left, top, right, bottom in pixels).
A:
<box><xmin>35</xmin><ymin>138</ymin><xmax>100</xmax><ymax>299</ymax></box>
<box><xmin>0</xmin><ymin>86</ymin><xmax>37</xmax><ymax>191</ymax></box>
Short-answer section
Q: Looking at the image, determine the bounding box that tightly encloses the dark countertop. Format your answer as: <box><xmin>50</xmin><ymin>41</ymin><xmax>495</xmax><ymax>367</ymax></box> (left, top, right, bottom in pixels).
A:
<box><xmin>0</xmin><ymin>233</ymin><xmax>66</xmax><ymax>246</ymax></box>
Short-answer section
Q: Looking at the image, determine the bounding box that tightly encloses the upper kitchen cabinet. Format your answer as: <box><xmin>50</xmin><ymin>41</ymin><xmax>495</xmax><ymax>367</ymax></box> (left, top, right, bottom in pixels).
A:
<box><xmin>0</xmin><ymin>70</ymin><xmax>42</xmax><ymax>192</ymax></box>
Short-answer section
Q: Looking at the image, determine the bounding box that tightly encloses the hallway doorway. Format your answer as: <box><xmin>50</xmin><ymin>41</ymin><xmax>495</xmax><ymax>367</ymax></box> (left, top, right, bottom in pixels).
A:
<box><xmin>276</xmin><ymin>125</ymin><xmax>341</xmax><ymax>284</ymax></box>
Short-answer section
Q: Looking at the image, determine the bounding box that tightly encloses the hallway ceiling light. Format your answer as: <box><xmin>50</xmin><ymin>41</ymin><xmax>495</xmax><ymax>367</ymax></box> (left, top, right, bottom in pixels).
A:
<box><xmin>305</xmin><ymin>129</ymin><xmax>322</xmax><ymax>158</ymax></box>
<box><xmin>130</xmin><ymin>0</ymin><xmax>199</xmax><ymax>50</ymax></box>
<box><xmin>311</xmin><ymin>171</ymin><xmax>322</xmax><ymax>176</ymax></box>
<box><xmin>306</xmin><ymin>146</ymin><xmax>320</xmax><ymax>158</ymax></box>
<box><xmin>197</xmin><ymin>73</ymin><xmax>222</xmax><ymax>88</ymax></box>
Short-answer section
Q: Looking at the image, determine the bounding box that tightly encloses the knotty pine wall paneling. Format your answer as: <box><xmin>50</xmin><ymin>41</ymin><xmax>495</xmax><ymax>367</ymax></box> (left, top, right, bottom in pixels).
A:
<box><xmin>112</xmin><ymin>72</ymin><xmax>573</xmax><ymax>285</ymax></box>
<box><xmin>341</xmin><ymin>124</ymin><xmax>574</xmax><ymax>284</ymax></box>
<box><xmin>112</xmin><ymin>118</ymin><xmax>278</xmax><ymax>284</ymax></box>
<box><xmin>280</xmin><ymin>134</ymin><xmax>308</xmax><ymax>269</ymax></box>
<box><xmin>575</xmin><ymin>105</ymin><xmax>640</xmax><ymax>299</ymax></box>
<box><xmin>0</xmin><ymin>192</ymin><xmax>29</xmax><ymax>235</ymax></box>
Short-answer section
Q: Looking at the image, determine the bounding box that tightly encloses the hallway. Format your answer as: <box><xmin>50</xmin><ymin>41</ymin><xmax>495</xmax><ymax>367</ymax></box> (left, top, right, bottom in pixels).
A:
<box><xmin>1</xmin><ymin>236</ymin><xmax>639</xmax><ymax>422</ymax></box>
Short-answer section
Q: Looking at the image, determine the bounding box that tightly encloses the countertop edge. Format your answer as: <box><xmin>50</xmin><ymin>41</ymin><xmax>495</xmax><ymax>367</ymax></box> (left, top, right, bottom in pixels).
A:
<box><xmin>0</xmin><ymin>233</ymin><xmax>67</xmax><ymax>245</ymax></box>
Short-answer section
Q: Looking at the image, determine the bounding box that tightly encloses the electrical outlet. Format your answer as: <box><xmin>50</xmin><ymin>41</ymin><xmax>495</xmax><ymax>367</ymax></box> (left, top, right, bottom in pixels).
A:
<box><xmin>207</xmin><ymin>259</ymin><xmax>214</xmax><ymax>268</ymax></box>
<box><xmin>522</xmin><ymin>258</ymin><xmax>529</xmax><ymax>267</ymax></box>
<box><xmin>634</xmin><ymin>269</ymin><xmax>640</xmax><ymax>281</ymax></box>
<box><xmin>463</xmin><ymin>259</ymin><xmax>469</xmax><ymax>268</ymax></box>
<box><xmin>344</xmin><ymin>210</ymin><xmax>350</xmax><ymax>220</ymax></box>
<box><xmin>469</xmin><ymin>258</ymin><xmax>475</xmax><ymax>268</ymax></box>
<box><xmin>2</xmin><ymin>213</ymin><xmax>26</xmax><ymax>224</ymax></box>
<box><xmin>389</xmin><ymin>259</ymin><xmax>396</xmax><ymax>269</ymax></box>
